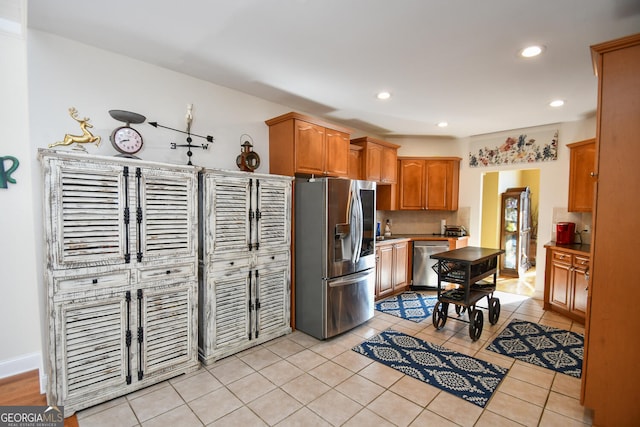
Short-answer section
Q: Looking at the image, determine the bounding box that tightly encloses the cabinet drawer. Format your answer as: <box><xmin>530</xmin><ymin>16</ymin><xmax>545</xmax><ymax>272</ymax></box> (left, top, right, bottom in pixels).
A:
<box><xmin>573</xmin><ymin>255</ymin><xmax>590</xmax><ymax>269</ymax></box>
<box><xmin>54</xmin><ymin>271</ymin><xmax>130</xmax><ymax>293</ymax></box>
<box><xmin>137</xmin><ymin>262</ymin><xmax>196</xmax><ymax>283</ymax></box>
<box><xmin>552</xmin><ymin>251</ymin><xmax>572</xmax><ymax>264</ymax></box>
<box><xmin>257</xmin><ymin>251</ymin><xmax>289</xmax><ymax>266</ymax></box>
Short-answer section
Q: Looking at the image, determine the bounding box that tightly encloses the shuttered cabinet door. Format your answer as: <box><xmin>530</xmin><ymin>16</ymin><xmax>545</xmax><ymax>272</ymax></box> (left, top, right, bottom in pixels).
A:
<box><xmin>203</xmin><ymin>174</ymin><xmax>251</xmax><ymax>258</ymax></box>
<box><xmin>254</xmin><ymin>253</ymin><xmax>291</xmax><ymax>339</ymax></box>
<box><xmin>207</xmin><ymin>264</ymin><xmax>252</xmax><ymax>358</ymax></box>
<box><xmin>46</xmin><ymin>159</ymin><xmax>129</xmax><ymax>269</ymax></box>
<box><xmin>137</xmin><ymin>167</ymin><xmax>198</xmax><ymax>263</ymax></box>
<box><xmin>254</xmin><ymin>177</ymin><xmax>291</xmax><ymax>251</ymax></box>
<box><xmin>53</xmin><ymin>291</ymin><xmax>130</xmax><ymax>409</ymax></box>
<box><xmin>137</xmin><ymin>281</ymin><xmax>198</xmax><ymax>382</ymax></box>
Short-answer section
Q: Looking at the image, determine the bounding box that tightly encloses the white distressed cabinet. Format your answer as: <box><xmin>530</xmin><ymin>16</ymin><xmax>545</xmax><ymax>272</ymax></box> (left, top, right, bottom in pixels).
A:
<box><xmin>198</xmin><ymin>169</ymin><xmax>292</xmax><ymax>365</ymax></box>
<box><xmin>39</xmin><ymin>149</ymin><xmax>200</xmax><ymax>415</ymax></box>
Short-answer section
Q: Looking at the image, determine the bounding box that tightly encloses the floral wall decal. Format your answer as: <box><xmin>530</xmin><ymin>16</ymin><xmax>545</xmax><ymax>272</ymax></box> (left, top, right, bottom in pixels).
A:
<box><xmin>469</xmin><ymin>130</ymin><xmax>558</xmax><ymax>167</ymax></box>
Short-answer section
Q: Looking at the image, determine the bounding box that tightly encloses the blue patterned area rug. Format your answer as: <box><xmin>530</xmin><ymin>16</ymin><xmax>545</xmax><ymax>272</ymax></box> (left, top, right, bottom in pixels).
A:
<box><xmin>375</xmin><ymin>292</ymin><xmax>438</xmax><ymax>323</ymax></box>
<box><xmin>486</xmin><ymin>319</ymin><xmax>584</xmax><ymax>378</ymax></box>
<box><xmin>353</xmin><ymin>330</ymin><xmax>508</xmax><ymax>408</ymax></box>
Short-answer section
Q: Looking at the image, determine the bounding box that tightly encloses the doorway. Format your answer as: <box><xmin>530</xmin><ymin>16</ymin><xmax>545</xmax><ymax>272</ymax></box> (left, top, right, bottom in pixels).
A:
<box><xmin>480</xmin><ymin>169</ymin><xmax>539</xmax><ymax>296</ymax></box>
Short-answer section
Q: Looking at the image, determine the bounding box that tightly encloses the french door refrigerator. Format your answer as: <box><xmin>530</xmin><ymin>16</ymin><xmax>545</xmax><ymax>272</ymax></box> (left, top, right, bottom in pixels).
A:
<box><xmin>295</xmin><ymin>177</ymin><xmax>376</xmax><ymax>339</ymax></box>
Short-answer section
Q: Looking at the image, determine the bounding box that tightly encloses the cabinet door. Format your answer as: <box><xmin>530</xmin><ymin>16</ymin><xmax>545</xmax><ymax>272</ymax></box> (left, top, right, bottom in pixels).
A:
<box><xmin>572</xmin><ymin>268</ymin><xmax>589</xmax><ymax>318</ymax></box>
<box><xmin>203</xmin><ymin>174</ymin><xmax>251</xmax><ymax>258</ymax></box>
<box><xmin>425</xmin><ymin>160</ymin><xmax>453</xmax><ymax>210</ymax></box>
<box><xmin>46</xmin><ymin>158</ymin><xmax>129</xmax><ymax>269</ymax></box>
<box><xmin>348</xmin><ymin>147</ymin><xmax>362</xmax><ymax>180</ymax></box>
<box><xmin>380</xmin><ymin>146</ymin><xmax>398</xmax><ymax>184</ymax></box>
<box><xmin>568</xmin><ymin>140</ymin><xmax>595</xmax><ymax>212</ymax></box>
<box><xmin>392</xmin><ymin>241</ymin><xmax>408</xmax><ymax>289</ymax></box>
<box><xmin>550</xmin><ymin>259</ymin><xmax>571</xmax><ymax>309</ymax></box>
<box><xmin>139</xmin><ymin>168</ymin><xmax>198</xmax><ymax>263</ymax></box>
<box><xmin>398</xmin><ymin>160</ymin><xmax>425</xmax><ymax>210</ymax></box>
<box><xmin>138</xmin><ymin>281</ymin><xmax>197</xmax><ymax>382</ymax></box>
<box><xmin>207</xmin><ymin>265</ymin><xmax>252</xmax><ymax>356</ymax></box>
<box><xmin>295</xmin><ymin>120</ymin><xmax>326</xmax><ymax>175</ymax></box>
<box><xmin>255</xmin><ymin>256</ymin><xmax>291</xmax><ymax>339</ymax></box>
<box><xmin>53</xmin><ymin>292</ymin><xmax>129</xmax><ymax>406</ymax></box>
<box><xmin>255</xmin><ymin>177</ymin><xmax>291</xmax><ymax>251</ymax></box>
<box><xmin>377</xmin><ymin>245</ymin><xmax>394</xmax><ymax>297</ymax></box>
<box><xmin>364</xmin><ymin>143</ymin><xmax>383</xmax><ymax>182</ymax></box>
<box><xmin>325</xmin><ymin>129</ymin><xmax>350</xmax><ymax>177</ymax></box>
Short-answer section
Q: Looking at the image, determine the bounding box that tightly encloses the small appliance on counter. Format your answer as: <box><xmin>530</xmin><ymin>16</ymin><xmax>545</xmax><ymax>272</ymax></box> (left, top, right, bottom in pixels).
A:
<box><xmin>556</xmin><ymin>222</ymin><xmax>576</xmax><ymax>244</ymax></box>
<box><xmin>444</xmin><ymin>225</ymin><xmax>467</xmax><ymax>237</ymax></box>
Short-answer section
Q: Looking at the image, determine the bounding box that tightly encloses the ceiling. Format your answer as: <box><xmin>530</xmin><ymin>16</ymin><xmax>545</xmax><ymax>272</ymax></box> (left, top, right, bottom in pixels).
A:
<box><xmin>18</xmin><ymin>0</ymin><xmax>640</xmax><ymax>137</ymax></box>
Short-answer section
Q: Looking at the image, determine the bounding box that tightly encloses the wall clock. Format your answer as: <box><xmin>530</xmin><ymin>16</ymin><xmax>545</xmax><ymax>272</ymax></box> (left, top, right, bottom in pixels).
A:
<box><xmin>109</xmin><ymin>110</ymin><xmax>146</xmax><ymax>157</ymax></box>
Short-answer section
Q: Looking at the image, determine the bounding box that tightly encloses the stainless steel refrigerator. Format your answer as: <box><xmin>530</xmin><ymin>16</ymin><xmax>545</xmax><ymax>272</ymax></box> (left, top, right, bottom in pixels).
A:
<box><xmin>295</xmin><ymin>178</ymin><xmax>376</xmax><ymax>339</ymax></box>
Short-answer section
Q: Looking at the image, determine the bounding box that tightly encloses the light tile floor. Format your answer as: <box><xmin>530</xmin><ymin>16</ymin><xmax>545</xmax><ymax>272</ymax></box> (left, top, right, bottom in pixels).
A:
<box><xmin>76</xmin><ymin>291</ymin><xmax>593</xmax><ymax>426</ymax></box>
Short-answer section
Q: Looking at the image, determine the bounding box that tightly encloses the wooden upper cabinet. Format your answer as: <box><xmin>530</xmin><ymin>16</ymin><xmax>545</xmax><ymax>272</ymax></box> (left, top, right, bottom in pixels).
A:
<box><xmin>350</xmin><ymin>136</ymin><xmax>400</xmax><ymax>184</ymax></box>
<box><xmin>265</xmin><ymin>112</ymin><xmax>351</xmax><ymax>177</ymax></box>
<box><xmin>348</xmin><ymin>144</ymin><xmax>363</xmax><ymax>179</ymax></box>
<box><xmin>567</xmin><ymin>138</ymin><xmax>596</xmax><ymax>212</ymax></box>
<box><xmin>398</xmin><ymin>157</ymin><xmax>460</xmax><ymax>211</ymax></box>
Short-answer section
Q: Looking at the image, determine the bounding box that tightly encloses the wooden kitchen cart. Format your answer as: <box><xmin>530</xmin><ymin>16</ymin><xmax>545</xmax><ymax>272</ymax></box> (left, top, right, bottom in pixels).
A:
<box><xmin>430</xmin><ymin>247</ymin><xmax>505</xmax><ymax>340</ymax></box>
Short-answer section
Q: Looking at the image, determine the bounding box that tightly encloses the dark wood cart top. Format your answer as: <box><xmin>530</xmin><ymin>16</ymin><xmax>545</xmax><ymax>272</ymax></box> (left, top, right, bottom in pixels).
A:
<box><xmin>430</xmin><ymin>246</ymin><xmax>505</xmax><ymax>264</ymax></box>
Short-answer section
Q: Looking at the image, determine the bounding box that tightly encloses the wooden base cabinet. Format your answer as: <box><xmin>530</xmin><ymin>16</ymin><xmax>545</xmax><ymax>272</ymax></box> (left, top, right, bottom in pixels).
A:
<box><xmin>375</xmin><ymin>239</ymin><xmax>409</xmax><ymax>299</ymax></box>
<box><xmin>39</xmin><ymin>150</ymin><xmax>200</xmax><ymax>416</ymax></box>
<box><xmin>543</xmin><ymin>245</ymin><xmax>589</xmax><ymax>323</ymax></box>
<box><xmin>198</xmin><ymin>170</ymin><xmax>293</xmax><ymax>365</ymax></box>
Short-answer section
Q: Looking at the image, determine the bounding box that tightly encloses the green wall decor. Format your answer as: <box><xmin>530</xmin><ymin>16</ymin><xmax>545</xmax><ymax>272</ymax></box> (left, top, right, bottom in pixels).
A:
<box><xmin>1</xmin><ymin>156</ymin><xmax>20</xmax><ymax>189</ymax></box>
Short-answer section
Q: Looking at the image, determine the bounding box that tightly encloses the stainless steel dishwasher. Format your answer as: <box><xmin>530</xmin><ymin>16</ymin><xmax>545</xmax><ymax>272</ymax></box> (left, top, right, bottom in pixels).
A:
<box><xmin>412</xmin><ymin>241</ymin><xmax>450</xmax><ymax>289</ymax></box>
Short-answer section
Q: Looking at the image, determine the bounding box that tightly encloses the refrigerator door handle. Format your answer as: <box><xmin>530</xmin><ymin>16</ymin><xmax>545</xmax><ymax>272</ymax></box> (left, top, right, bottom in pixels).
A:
<box><xmin>350</xmin><ymin>187</ymin><xmax>364</xmax><ymax>265</ymax></box>
<box><xmin>328</xmin><ymin>268</ymin><xmax>373</xmax><ymax>287</ymax></box>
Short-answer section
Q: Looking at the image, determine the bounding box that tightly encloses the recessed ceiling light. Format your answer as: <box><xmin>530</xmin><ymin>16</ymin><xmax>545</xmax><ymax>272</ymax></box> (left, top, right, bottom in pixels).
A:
<box><xmin>520</xmin><ymin>45</ymin><xmax>544</xmax><ymax>58</ymax></box>
<box><xmin>437</xmin><ymin>122</ymin><xmax>448</xmax><ymax>128</ymax></box>
<box><xmin>376</xmin><ymin>91</ymin><xmax>391</xmax><ymax>100</ymax></box>
<box><xmin>549</xmin><ymin>99</ymin><xmax>565</xmax><ymax>107</ymax></box>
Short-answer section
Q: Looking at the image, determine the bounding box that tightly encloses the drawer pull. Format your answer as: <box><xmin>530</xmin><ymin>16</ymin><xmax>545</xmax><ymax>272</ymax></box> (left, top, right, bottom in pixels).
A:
<box><xmin>92</xmin><ymin>278</ymin><xmax>98</xmax><ymax>284</ymax></box>
<box><xmin>230</xmin><ymin>261</ymin><xmax>234</xmax><ymax>266</ymax></box>
<box><xmin>166</xmin><ymin>270</ymin><xmax>171</xmax><ymax>275</ymax></box>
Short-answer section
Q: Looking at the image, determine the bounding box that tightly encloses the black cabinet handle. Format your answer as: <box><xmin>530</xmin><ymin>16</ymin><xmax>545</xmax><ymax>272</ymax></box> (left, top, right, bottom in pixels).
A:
<box><xmin>92</xmin><ymin>278</ymin><xmax>98</xmax><ymax>284</ymax></box>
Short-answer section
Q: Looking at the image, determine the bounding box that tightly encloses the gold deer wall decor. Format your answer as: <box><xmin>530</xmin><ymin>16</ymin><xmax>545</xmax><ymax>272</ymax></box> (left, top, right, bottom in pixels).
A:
<box><xmin>49</xmin><ymin>107</ymin><xmax>101</xmax><ymax>151</ymax></box>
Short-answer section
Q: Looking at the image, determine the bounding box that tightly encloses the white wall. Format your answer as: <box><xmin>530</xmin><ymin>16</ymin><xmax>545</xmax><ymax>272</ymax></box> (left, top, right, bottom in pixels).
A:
<box><xmin>0</xmin><ymin>31</ymin><xmax>43</xmax><ymax>376</ymax></box>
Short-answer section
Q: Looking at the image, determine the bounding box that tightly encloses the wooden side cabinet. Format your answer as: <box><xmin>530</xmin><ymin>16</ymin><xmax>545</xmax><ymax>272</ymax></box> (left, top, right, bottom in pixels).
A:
<box><xmin>567</xmin><ymin>138</ymin><xmax>596</xmax><ymax>212</ymax></box>
<box><xmin>375</xmin><ymin>239</ymin><xmax>409</xmax><ymax>299</ymax></box>
<box><xmin>266</xmin><ymin>112</ymin><xmax>351</xmax><ymax>177</ymax></box>
<box><xmin>398</xmin><ymin>157</ymin><xmax>460</xmax><ymax>211</ymax></box>
<box><xmin>543</xmin><ymin>245</ymin><xmax>589</xmax><ymax>323</ymax></box>
<box><xmin>348</xmin><ymin>144</ymin><xmax>363</xmax><ymax>179</ymax></box>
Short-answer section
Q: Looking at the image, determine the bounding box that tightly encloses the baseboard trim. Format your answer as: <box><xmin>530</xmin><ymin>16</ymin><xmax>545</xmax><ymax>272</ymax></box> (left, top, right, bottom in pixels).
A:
<box><xmin>0</xmin><ymin>352</ymin><xmax>42</xmax><ymax>381</ymax></box>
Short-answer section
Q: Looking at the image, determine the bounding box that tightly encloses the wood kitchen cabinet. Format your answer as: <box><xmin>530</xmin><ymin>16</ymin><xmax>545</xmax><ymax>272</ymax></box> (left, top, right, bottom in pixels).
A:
<box><xmin>581</xmin><ymin>33</ymin><xmax>640</xmax><ymax>425</ymax></box>
<box><xmin>350</xmin><ymin>136</ymin><xmax>400</xmax><ymax>184</ymax></box>
<box><xmin>266</xmin><ymin>112</ymin><xmax>351</xmax><ymax>177</ymax></box>
<box><xmin>398</xmin><ymin>157</ymin><xmax>460</xmax><ymax>211</ymax></box>
<box><xmin>543</xmin><ymin>245</ymin><xmax>589</xmax><ymax>322</ymax></box>
<box><xmin>375</xmin><ymin>239</ymin><xmax>409</xmax><ymax>299</ymax></box>
<box><xmin>567</xmin><ymin>138</ymin><xmax>596</xmax><ymax>212</ymax></box>
<box><xmin>348</xmin><ymin>144</ymin><xmax>363</xmax><ymax>179</ymax></box>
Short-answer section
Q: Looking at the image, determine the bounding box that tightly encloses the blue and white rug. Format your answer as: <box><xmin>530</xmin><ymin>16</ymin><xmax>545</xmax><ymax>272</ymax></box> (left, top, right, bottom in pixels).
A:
<box><xmin>486</xmin><ymin>319</ymin><xmax>584</xmax><ymax>378</ymax></box>
<box><xmin>375</xmin><ymin>291</ymin><xmax>438</xmax><ymax>323</ymax></box>
<box><xmin>353</xmin><ymin>330</ymin><xmax>508</xmax><ymax>408</ymax></box>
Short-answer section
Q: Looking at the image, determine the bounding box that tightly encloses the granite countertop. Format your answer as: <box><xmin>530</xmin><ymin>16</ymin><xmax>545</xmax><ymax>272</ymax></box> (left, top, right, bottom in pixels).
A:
<box><xmin>544</xmin><ymin>241</ymin><xmax>591</xmax><ymax>255</ymax></box>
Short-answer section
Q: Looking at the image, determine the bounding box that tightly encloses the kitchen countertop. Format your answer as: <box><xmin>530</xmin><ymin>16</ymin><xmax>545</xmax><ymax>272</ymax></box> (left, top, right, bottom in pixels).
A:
<box><xmin>543</xmin><ymin>241</ymin><xmax>591</xmax><ymax>255</ymax></box>
<box><xmin>392</xmin><ymin>234</ymin><xmax>469</xmax><ymax>241</ymax></box>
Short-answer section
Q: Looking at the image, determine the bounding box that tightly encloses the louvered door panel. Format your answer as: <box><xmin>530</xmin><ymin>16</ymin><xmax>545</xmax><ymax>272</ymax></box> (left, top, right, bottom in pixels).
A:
<box><xmin>210</xmin><ymin>269</ymin><xmax>251</xmax><ymax>354</ymax></box>
<box><xmin>140</xmin><ymin>169</ymin><xmax>197</xmax><ymax>262</ymax></box>
<box><xmin>256</xmin><ymin>178</ymin><xmax>291</xmax><ymax>250</ymax></box>
<box><xmin>256</xmin><ymin>261</ymin><xmax>290</xmax><ymax>337</ymax></box>
<box><xmin>141</xmin><ymin>283</ymin><xmax>196</xmax><ymax>378</ymax></box>
<box><xmin>205</xmin><ymin>174</ymin><xmax>250</xmax><ymax>256</ymax></box>
<box><xmin>51</xmin><ymin>161</ymin><xmax>127</xmax><ymax>269</ymax></box>
<box><xmin>59</xmin><ymin>296</ymin><xmax>128</xmax><ymax>401</ymax></box>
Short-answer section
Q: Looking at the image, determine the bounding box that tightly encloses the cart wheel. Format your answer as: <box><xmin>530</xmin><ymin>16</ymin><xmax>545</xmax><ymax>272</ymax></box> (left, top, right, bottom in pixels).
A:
<box><xmin>454</xmin><ymin>305</ymin><xmax>467</xmax><ymax>316</ymax></box>
<box><xmin>469</xmin><ymin>309</ymin><xmax>484</xmax><ymax>341</ymax></box>
<box><xmin>488</xmin><ymin>297</ymin><xmax>501</xmax><ymax>325</ymax></box>
<box><xmin>432</xmin><ymin>302</ymin><xmax>448</xmax><ymax>330</ymax></box>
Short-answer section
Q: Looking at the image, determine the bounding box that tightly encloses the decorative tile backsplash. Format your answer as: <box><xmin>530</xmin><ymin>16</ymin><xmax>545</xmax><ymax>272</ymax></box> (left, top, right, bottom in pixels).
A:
<box><xmin>377</xmin><ymin>207</ymin><xmax>470</xmax><ymax>235</ymax></box>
